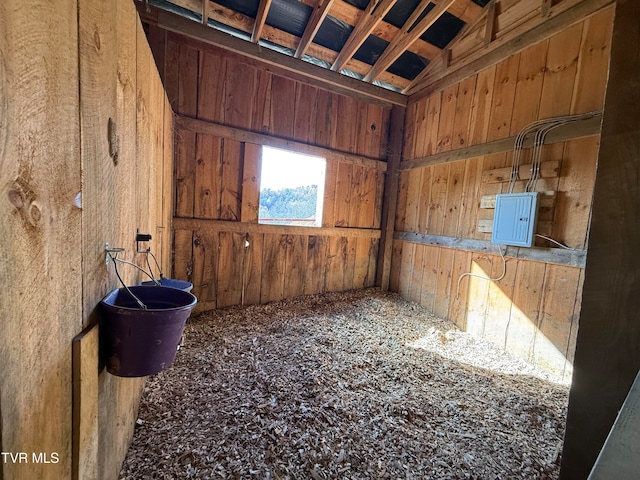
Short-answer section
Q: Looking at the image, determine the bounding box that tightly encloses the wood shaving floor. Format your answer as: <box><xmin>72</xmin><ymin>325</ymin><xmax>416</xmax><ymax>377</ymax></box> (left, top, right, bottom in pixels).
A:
<box><xmin>119</xmin><ymin>288</ymin><xmax>569</xmax><ymax>479</ymax></box>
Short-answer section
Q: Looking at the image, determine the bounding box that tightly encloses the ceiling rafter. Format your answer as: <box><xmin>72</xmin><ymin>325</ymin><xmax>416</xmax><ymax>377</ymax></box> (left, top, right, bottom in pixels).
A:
<box><xmin>143</xmin><ymin>0</ymin><xmax>491</xmax><ymax>93</ymax></box>
<box><xmin>145</xmin><ymin>7</ymin><xmax>407</xmax><ymax>105</ymax></box>
<box><xmin>251</xmin><ymin>0</ymin><xmax>273</xmax><ymax>42</ymax></box>
<box><xmin>404</xmin><ymin>0</ymin><xmax>490</xmax><ymax>93</ymax></box>
<box><xmin>298</xmin><ymin>0</ymin><xmax>482</xmax><ymax>25</ymax></box>
<box><xmin>173</xmin><ymin>0</ymin><xmax>410</xmax><ymax>87</ymax></box>
<box><xmin>202</xmin><ymin>0</ymin><xmax>209</xmax><ymax>24</ymax></box>
<box><xmin>170</xmin><ymin>0</ymin><xmax>444</xmax><ymax>65</ymax></box>
<box><xmin>364</xmin><ymin>0</ymin><xmax>458</xmax><ymax>83</ymax></box>
<box><xmin>330</xmin><ymin>0</ymin><xmax>400</xmax><ymax>72</ymax></box>
<box><xmin>398</xmin><ymin>0</ymin><xmax>435</xmax><ymax>38</ymax></box>
<box><xmin>295</xmin><ymin>0</ymin><xmax>336</xmax><ymax>58</ymax></box>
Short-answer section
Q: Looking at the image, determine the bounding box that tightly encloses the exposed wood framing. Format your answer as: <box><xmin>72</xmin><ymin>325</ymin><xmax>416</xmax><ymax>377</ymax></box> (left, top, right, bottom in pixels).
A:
<box><xmin>406</xmin><ymin>0</ymin><xmax>614</xmax><ymax>98</ymax></box>
<box><xmin>395</xmin><ymin>232</ymin><xmax>586</xmax><ymax>268</ymax></box>
<box><xmin>376</xmin><ymin>105</ymin><xmax>405</xmax><ymax>289</ymax></box>
<box><xmin>331</xmin><ymin>0</ymin><xmax>400</xmax><ymax>72</ymax></box>
<box><xmin>365</xmin><ymin>0</ymin><xmax>457</xmax><ymax>83</ymax></box>
<box><xmin>175</xmin><ymin>115</ymin><xmax>388</xmax><ymax>171</ymax></box>
<box><xmin>161</xmin><ymin>0</ymin><xmax>483</xmax><ymax>90</ymax></box>
<box><xmin>145</xmin><ymin>6</ymin><xmax>407</xmax><ymax>106</ymax></box>
<box><xmin>484</xmin><ymin>0</ymin><xmax>496</xmax><ymax>45</ymax></box>
<box><xmin>299</xmin><ymin>0</ymin><xmax>483</xmax><ymax>25</ymax></box>
<box><xmin>295</xmin><ymin>0</ymin><xmax>336</xmax><ymax>58</ymax></box>
<box><xmin>251</xmin><ymin>0</ymin><xmax>272</xmax><ymax>43</ymax></box>
<box><xmin>202</xmin><ymin>0</ymin><xmax>209</xmax><ymax>24</ymax></box>
<box><xmin>157</xmin><ymin>1</ymin><xmax>404</xmax><ymax>90</ymax></box>
<box><xmin>400</xmin><ymin>112</ymin><xmax>602</xmax><ymax>170</ymax></box>
<box><xmin>174</xmin><ymin>218</ymin><xmax>381</xmax><ymax>238</ymax></box>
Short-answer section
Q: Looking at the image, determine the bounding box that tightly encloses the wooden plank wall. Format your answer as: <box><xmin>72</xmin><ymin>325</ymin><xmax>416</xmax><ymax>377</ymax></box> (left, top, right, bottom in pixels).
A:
<box><xmin>147</xmin><ymin>30</ymin><xmax>392</xmax><ymax>311</ymax></box>
<box><xmin>1</xmin><ymin>1</ymin><xmax>172</xmax><ymax>479</ymax></box>
<box><xmin>81</xmin><ymin>2</ymin><xmax>174</xmax><ymax>478</ymax></box>
<box><xmin>0</xmin><ymin>1</ymin><xmax>81</xmax><ymax>478</ymax></box>
<box><xmin>394</xmin><ymin>6</ymin><xmax>614</xmax><ymax>379</ymax></box>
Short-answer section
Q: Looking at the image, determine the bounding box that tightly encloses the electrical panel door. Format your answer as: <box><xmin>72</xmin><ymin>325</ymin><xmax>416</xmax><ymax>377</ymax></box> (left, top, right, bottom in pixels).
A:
<box><xmin>492</xmin><ymin>193</ymin><xmax>539</xmax><ymax>247</ymax></box>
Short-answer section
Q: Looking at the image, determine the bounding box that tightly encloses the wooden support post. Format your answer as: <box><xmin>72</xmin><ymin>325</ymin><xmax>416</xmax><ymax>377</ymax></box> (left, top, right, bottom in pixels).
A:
<box><xmin>376</xmin><ymin>105</ymin><xmax>405</xmax><ymax>290</ymax></box>
<box><xmin>561</xmin><ymin>1</ymin><xmax>640</xmax><ymax>478</ymax></box>
<box><xmin>240</xmin><ymin>143</ymin><xmax>261</xmax><ymax>223</ymax></box>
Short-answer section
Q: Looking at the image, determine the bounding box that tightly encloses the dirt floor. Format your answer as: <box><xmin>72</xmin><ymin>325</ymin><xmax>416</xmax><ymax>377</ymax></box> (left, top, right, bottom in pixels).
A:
<box><xmin>119</xmin><ymin>288</ymin><xmax>569</xmax><ymax>479</ymax></box>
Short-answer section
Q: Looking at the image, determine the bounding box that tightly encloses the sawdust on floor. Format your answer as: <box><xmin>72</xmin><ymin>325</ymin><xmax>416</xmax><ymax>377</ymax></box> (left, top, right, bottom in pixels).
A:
<box><xmin>119</xmin><ymin>288</ymin><xmax>569</xmax><ymax>479</ymax></box>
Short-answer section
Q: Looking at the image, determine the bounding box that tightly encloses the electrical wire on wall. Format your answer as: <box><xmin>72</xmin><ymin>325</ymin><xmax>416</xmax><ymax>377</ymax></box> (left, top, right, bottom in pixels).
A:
<box><xmin>455</xmin><ymin>244</ymin><xmax>507</xmax><ymax>300</ymax></box>
<box><xmin>535</xmin><ymin>234</ymin><xmax>574</xmax><ymax>250</ymax></box>
<box><xmin>507</xmin><ymin>112</ymin><xmax>600</xmax><ymax>194</ymax></box>
<box><xmin>502</xmin><ymin>112</ymin><xmax>599</xmax><ymax>252</ymax></box>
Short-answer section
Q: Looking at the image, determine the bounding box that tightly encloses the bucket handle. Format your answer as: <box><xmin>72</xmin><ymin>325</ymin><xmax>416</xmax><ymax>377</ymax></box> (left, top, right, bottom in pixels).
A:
<box><xmin>105</xmin><ymin>247</ymin><xmax>147</xmax><ymax>309</ymax></box>
<box><xmin>144</xmin><ymin>248</ymin><xmax>165</xmax><ymax>283</ymax></box>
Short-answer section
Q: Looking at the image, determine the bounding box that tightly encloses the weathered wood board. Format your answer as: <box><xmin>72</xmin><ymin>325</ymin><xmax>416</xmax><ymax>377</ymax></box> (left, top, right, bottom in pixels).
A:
<box><xmin>1</xmin><ymin>2</ymin><xmax>173</xmax><ymax>480</ymax></box>
<box><xmin>0</xmin><ymin>6</ymin><xmax>82</xmax><ymax>474</ymax></box>
<box><xmin>73</xmin><ymin>325</ymin><xmax>99</xmax><ymax>480</ymax></box>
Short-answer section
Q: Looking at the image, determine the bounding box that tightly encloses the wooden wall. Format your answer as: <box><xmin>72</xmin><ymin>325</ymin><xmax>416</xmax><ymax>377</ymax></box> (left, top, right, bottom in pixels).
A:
<box><xmin>147</xmin><ymin>29</ymin><xmax>393</xmax><ymax>311</ymax></box>
<box><xmin>83</xmin><ymin>1</ymin><xmax>173</xmax><ymax>478</ymax></box>
<box><xmin>1</xmin><ymin>2</ymin><xmax>81</xmax><ymax>478</ymax></box>
<box><xmin>1</xmin><ymin>1</ymin><xmax>172</xmax><ymax>479</ymax></box>
<box><xmin>393</xmin><ymin>6</ymin><xmax>614</xmax><ymax>379</ymax></box>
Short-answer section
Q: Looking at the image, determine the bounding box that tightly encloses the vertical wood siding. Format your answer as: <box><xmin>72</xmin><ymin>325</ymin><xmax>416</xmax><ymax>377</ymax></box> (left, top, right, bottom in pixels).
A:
<box><xmin>152</xmin><ymin>31</ymin><xmax>392</xmax><ymax>310</ymax></box>
<box><xmin>1</xmin><ymin>1</ymin><xmax>173</xmax><ymax>479</ymax></box>
<box><xmin>394</xmin><ymin>7</ymin><xmax>614</xmax><ymax>378</ymax></box>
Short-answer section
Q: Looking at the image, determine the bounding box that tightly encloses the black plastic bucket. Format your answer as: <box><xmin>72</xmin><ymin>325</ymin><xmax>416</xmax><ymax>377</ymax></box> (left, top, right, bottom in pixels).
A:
<box><xmin>139</xmin><ymin>277</ymin><xmax>193</xmax><ymax>292</ymax></box>
<box><xmin>100</xmin><ymin>286</ymin><xmax>197</xmax><ymax>377</ymax></box>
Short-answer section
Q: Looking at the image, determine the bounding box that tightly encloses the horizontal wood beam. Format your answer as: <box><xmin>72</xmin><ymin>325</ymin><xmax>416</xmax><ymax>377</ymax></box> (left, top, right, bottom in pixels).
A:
<box><xmin>400</xmin><ymin>112</ymin><xmax>602</xmax><ymax>170</ymax></box>
<box><xmin>394</xmin><ymin>231</ymin><xmax>587</xmax><ymax>268</ymax></box>
<box><xmin>407</xmin><ymin>0</ymin><xmax>614</xmax><ymax>100</ymax></box>
<box><xmin>174</xmin><ymin>217</ymin><xmax>382</xmax><ymax>238</ymax></box>
<box><xmin>152</xmin><ymin>8</ymin><xmax>407</xmax><ymax>107</ymax></box>
<box><xmin>175</xmin><ymin>115</ymin><xmax>388</xmax><ymax>171</ymax></box>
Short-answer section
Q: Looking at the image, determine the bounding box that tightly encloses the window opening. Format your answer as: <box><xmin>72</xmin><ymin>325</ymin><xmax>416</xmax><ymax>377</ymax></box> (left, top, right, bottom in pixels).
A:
<box><xmin>258</xmin><ymin>146</ymin><xmax>326</xmax><ymax>227</ymax></box>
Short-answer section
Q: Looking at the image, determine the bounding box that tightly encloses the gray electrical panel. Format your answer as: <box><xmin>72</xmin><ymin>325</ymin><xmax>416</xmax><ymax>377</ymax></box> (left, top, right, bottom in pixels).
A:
<box><xmin>492</xmin><ymin>192</ymin><xmax>539</xmax><ymax>247</ymax></box>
